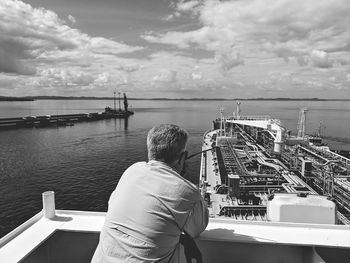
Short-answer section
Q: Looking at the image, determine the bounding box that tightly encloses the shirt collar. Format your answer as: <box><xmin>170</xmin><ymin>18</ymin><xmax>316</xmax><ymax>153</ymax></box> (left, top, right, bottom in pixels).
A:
<box><xmin>147</xmin><ymin>160</ymin><xmax>197</xmax><ymax>190</ymax></box>
<box><xmin>147</xmin><ymin>159</ymin><xmax>175</xmax><ymax>171</ymax></box>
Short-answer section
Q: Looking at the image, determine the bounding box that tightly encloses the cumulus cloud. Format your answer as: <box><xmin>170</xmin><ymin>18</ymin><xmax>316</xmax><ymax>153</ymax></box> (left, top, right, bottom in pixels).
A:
<box><xmin>152</xmin><ymin>70</ymin><xmax>177</xmax><ymax>83</ymax></box>
<box><xmin>36</xmin><ymin>68</ymin><xmax>94</xmax><ymax>87</ymax></box>
<box><xmin>115</xmin><ymin>64</ymin><xmax>144</xmax><ymax>72</ymax></box>
<box><xmin>0</xmin><ymin>74</ymin><xmax>26</xmax><ymax>92</ymax></box>
<box><xmin>191</xmin><ymin>72</ymin><xmax>202</xmax><ymax>80</ymax></box>
<box><xmin>337</xmin><ymin>59</ymin><xmax>349</xmax><ymax>66</ymax></box>
<box><xmin>0</xmin><ymin>0</ymin><xmax>143</xmax><ymax>75</ymax></box>
<box><xmin>144</xmin><ymin>0</ymin><xmax>350</xmax><ymax>69</ymax></box>
<box><xmin>93</xmin><ymin>72</ymin><xmax>127</xmax><ymax>87</ymax></box>
<box><xmin>176</xmin><ymin>0</ymin><xmax>201</xmax><ymax>12</ymax></box>
<box><xmin>88</xmin><ymin>37</ymin><xmax>142</xmax><ymax>55</ymax></box>
<box><xmin>2</xmin><ymin>0</ymin><xmax>350</xmax><ymax>98</ymax></box>
<box><xmin>309</xmin><ymin>50</ymin><xmax>333</xmax><ymax>68</ymax></box>
<box><xmin>347</xmin><ymin>74</ymin><xmax>350</xmax><ymax>82</ymax></box>
<box><xmin>68</xmin><ymin>15</ymin><xmax>76</xmax><ymax>24</ymax></box>
<box><xmin>162</xmin><ymin>11</ymin><xmax>181</xmax><ymax>21</ymax></box>
<box><xmin>235</xmin><ymin>81</ymin><xmax>244</xmax><ymax>87</ymax></box>
<box><xmin>215</xmin><ymin>50</ymin><xmax>244</xmax><ymax>73</ymax></box>
<box><xmin>327</xmin><ymin>71</ymin><xmax>350</xmax><ymax>84</ymax></box>
<box><xmin>143</xmin><ymin>26</ymin><xmax>232</xmax><ymax>51</ymax></box>
<box><xmin>0</xmin><ymin>42</ymin><xmax>36</xmax><ymax>75</ymax></box>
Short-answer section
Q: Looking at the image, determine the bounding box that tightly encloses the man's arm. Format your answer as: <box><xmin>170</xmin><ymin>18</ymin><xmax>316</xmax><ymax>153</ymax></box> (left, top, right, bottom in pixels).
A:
<box><xmin>183</xmin><ymin>196</ymin><xmax>209</xmax><ymax>238</ymax></box>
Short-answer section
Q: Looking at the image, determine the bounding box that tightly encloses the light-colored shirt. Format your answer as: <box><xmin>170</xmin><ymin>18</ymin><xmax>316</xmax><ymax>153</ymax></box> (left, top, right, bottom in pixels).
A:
<box><xmin>92</xmin><ymin>160</ymin><xmax>209</xmax><ymax>263</ymax></box>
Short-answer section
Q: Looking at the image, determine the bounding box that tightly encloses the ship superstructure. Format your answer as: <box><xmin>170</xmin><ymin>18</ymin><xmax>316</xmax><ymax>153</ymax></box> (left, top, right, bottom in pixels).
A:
<box><xmin>200</xmin><ymin>104</ymin><xmax>350</xmax><ymax>224</ymax></box>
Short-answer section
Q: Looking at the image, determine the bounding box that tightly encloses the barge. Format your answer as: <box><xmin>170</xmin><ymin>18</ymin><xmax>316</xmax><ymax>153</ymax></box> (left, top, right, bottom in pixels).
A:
<box><xmin>0</xmin><ymin>93</ymin><xmax>133</xmax><ymax>130</ymax></box>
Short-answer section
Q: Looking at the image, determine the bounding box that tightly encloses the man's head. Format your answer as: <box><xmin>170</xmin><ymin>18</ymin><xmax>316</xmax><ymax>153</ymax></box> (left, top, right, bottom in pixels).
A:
<box><xmin>147</xmin><ymin>124</ymin><xmax>188</xmax><ymax>169</ymax></box>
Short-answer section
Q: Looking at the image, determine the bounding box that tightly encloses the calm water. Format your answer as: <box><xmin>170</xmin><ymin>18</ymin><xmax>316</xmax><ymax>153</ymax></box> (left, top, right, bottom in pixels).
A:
<box><xmin>0</xmin><ymin>100</ymin><xmax>349</xmax><ymax>237</ymax></box>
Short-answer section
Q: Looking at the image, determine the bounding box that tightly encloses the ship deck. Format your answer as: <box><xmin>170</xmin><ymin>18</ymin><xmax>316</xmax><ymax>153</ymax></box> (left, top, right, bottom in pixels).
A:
<box><xmin>201</xmin><ymin>124</ymin><xmax>350</xmax><ymax>223</ymax></box>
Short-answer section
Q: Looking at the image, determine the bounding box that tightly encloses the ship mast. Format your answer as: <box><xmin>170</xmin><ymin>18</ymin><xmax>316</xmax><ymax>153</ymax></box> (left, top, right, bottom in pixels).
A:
<box><xmin>118</xmin><ymin>92</ymin><xmax>121</xmax><ymax>111</ymax></box>
<box><xmin>113</xmin><ymin>91</ymin><xmax>116</xmax><ymax>112</ymax></box>
<box><xmin>315</xmin><ymin>121</ymin><xmax>323</xmax><ymax>137</ymax></box>
<box><xmin>236</xmin><ymin>101</ymin><xmax>241</xmax><ymax>120</ymax></box>
<box><xmin>220</xmin><ymin>107</ymin><xmax>225</xmax><ymax>136</ymax></box>
<box><xmin>297</xmin><ymin>107</ymin><xmax>308</xmax><ymax>138</ymax></box>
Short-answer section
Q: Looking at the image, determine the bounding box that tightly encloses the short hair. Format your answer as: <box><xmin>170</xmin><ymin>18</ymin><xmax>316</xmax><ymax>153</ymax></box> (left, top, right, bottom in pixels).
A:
<box><xmin>147</xmin><ymin>124</ymin><xmax>188</xmax><ymax>163</ymax></box>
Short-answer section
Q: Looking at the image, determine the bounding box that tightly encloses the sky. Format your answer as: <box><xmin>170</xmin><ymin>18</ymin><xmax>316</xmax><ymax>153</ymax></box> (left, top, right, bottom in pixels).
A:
<box><xmin>0</xmin><ymin>0</ymin><xmax>350</xmax><ymax>98</ymax></box>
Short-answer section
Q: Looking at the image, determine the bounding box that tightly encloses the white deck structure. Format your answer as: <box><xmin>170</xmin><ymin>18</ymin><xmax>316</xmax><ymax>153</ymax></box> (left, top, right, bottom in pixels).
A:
<box><xmin>227</xmin><ymin>116</ymin><xmax>285</xmax><ymax>153</ymax></box>
<box><xmin>1</xmin><ymin>208</ymin><xmax>350</xmax><ymax>262</ymax></box>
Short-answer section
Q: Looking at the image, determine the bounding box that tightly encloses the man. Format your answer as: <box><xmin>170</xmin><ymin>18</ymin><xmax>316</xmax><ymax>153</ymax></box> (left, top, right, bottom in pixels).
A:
<box><xmin>92</xmin><ymin>124</ymin><xmax>209</xmax><ymax>263</ymax></box>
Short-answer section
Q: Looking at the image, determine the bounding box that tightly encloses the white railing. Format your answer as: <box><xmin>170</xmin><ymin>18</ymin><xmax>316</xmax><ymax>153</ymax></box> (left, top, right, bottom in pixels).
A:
<box><xmin>231</xmin><ymin>115</ymin><xmax>271</xmax><ymax>121</ymax></box>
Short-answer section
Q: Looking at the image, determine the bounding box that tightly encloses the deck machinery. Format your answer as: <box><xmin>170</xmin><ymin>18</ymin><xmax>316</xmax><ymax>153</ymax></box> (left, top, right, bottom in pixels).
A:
<box><xmin>200</xmin><ymin>111</ymin><xmax>350</xmax><ymax>225</ymax></box>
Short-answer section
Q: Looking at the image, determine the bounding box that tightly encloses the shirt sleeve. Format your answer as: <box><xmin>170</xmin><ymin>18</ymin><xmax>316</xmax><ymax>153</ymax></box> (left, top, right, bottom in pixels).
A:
<box><xmin>182</xmin><ymin>195</ymin><xmax>209</xmax><ymax>238</ymax></box>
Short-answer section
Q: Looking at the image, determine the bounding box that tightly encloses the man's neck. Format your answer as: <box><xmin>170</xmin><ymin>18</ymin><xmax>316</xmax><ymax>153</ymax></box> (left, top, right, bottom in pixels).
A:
<box><xmin>148</xmin><ymin>159</ymin><xmax>181</xmax><ymax>175</ymax></box>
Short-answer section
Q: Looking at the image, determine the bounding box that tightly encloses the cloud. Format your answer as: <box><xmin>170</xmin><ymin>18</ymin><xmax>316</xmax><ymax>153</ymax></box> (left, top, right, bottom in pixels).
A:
<box><xmin>115</xmin><ymin>64</ymin><xmax>144</xmax><ymax>72</ymax></box>
<box><xmin>36</xmin><ymin>68</ymin><xmax>94</xmax><ymax>87</ymax></box>
<box><xmin>93</xmin><ymin>72</ymin><xmax>128</xmax><ymax>87</ymax></box>
<box><xmin>309</xmin><ymin>50</ymin><xmax>333</xmax><ymax>68</ymax></box>
<box><xmin>0</xmin><ymin>74</ymin><xmax>26</xmax><ymax>92</ymax></box>
<box><xmin>143</xmin><ymin>26</ymin><xmax>232</xmax><ymax>51</ymax></box>
<box><xmin>0</xmin><ymin>0</ymin><xmax>143</xmax><ymax>75</ymax></box>
<box><xmin>68</xmin><ymin>15</ymin><xmax>76</xmax><ymax>24</ymax></box>
<box><xmin>152</xmin><ymin>70</ymin><xmax>177</xmax><ymax>83</ymax></box>
<box><xmin>327</xmin><ymin>71</ymin><xmax>350</xmax><ymax>84</ymax></box>
<box><xmin>191</xmin><ymin>72</ymin><xmax>202</xmax><ymax>80</ymax></box>
<box><xmin>1</xmin><ymin>0</ymin><xmax>350</xmax><ymax>98</ymax></box>
<box><xmin>176</xmin><ymin>0</ymin><xmax>201</xmax><ymax>12</ymax></box>
<box><xmin>347</xmin><ymin>74</ymin><xmax>350</xmax><ymax>82</ymax></box>
<box><xmin>162</xmin><ymin>11</ymin><xmax>181</xmax><ymax>21</ymax></box>
<box><xmin>144</xmin><ymin>0</ymin><xmax>350</xmax><ymax>69</ymax></box>
<box><xmin>88</xmin><ymin>37</ymin><xmax>142</xmax><ymax>55</ymax></box>
<box><xmin>0</xmin><ymin>41</ymin><xmax>36</xmax><ymax>75</ymax></box>
<box><xmin>337</xmin><ymin>58</ymin><xmax>349</xmax><ymax>66</ymax></box>
<box><xmin>215</xmin><ymin>50</ymin><xmax>244</xmax><ymax>72</ymax></box>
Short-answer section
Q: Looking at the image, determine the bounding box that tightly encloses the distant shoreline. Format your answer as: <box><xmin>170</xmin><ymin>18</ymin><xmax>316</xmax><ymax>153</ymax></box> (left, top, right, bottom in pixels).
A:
<box><xmin>1</xmin><ymin>96</ymin><xmax>350</xmax><ymax>101</ymax></box>
<box><xmin>0</xmin><ymin>97</ymin><xmax>35</xmax><ymax>101</ymax></box>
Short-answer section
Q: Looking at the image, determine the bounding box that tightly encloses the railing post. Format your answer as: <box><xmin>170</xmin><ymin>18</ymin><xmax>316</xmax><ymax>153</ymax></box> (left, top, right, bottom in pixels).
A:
<box><xmin>42</xmin><ymin>191</ymin><xmax>55</xmax><ymax>219</ymax></box>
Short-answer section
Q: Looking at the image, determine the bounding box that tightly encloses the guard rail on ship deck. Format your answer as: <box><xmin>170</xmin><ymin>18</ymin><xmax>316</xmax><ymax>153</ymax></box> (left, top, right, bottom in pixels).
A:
<box><xmin>1</xmin><ymin>210</ymin><xmax>350</xmax><ymax>263</ymax></box>
<box><xmin>228</xmin><ymin>115</ymin><xmax>271</xmax><ymax>120</ymax></box>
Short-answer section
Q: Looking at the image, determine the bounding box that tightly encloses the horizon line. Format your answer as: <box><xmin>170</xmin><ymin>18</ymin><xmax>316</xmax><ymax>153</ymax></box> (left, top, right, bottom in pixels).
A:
<box><xmin>1</xmin><ymin>96</ymin><xmax>350</xmax><ymax>101</ymax></box>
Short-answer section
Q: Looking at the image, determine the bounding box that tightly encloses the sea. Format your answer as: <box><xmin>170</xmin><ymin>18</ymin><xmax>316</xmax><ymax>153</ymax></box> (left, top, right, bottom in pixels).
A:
<box><xmin>0</xmin><ymin>99</ymin><xmax>349</xmax><ymax>238</ymax></box>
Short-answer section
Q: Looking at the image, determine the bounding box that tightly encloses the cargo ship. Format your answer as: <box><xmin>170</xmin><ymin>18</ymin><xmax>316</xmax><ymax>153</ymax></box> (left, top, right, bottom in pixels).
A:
<box><xmin>0</xmin><ymin>104</ymin><xmax>350</xmax><ymax>263</ymax></box>
<box><xmin>199</xmin><ymin>104</ymin><xmax>350</xmax><ymax>225</ymax></box>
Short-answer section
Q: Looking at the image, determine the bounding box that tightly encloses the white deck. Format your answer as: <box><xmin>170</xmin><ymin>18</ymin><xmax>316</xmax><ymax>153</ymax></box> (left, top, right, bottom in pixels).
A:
<box><xmin>0</xmin><ymin>210</ymin><xmax>105</xmax><ymax>262</ymax></box>
<box><xmin>1</xmin><ymin>210</ymin><xmax>350</xmax><ymax>263</ymax></box>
